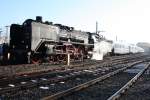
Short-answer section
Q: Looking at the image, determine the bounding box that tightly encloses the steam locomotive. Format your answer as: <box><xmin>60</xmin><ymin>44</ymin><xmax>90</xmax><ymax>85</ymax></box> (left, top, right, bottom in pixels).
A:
<box><xmin>7</xmin><ymin>16</ymin><xmax>111</xmax><ymax>64</ymax></box>
<box><xmin>0</xmin><ymin>16</ymin><xmax>143</xmax><ymax>65</ymax></box>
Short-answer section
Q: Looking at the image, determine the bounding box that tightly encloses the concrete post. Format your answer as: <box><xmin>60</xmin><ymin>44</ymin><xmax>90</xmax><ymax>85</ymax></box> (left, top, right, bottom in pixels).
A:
<box><xmin>67</xmin><ymin>53</ymin><xmax>70</xmax><ymax>66</ymax></box>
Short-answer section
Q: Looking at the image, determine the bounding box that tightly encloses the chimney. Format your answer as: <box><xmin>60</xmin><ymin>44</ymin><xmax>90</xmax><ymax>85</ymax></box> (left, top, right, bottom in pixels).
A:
<box><xmin>36</xmin><ymin>16</ymin><xmax>42</xmax><ymax>22</ymax></box>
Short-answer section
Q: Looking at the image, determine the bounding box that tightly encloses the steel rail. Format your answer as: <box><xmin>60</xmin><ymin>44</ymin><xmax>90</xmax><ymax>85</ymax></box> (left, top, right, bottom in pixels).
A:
<box><xmin>42</xmin><ymin>61</ymin><xmax>142</xmax><ymax>100</ymax></box>
<box><xmin>107</xmin><ymin>62</ymin><xmax>150</xmax><ymax>100</ymax></box>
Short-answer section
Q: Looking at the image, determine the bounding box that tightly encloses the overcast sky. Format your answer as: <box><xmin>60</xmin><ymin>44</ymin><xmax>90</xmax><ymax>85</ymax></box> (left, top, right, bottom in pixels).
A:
<box><xmin>0</xmin><ymin>0</ymin><xmax>150</xmax><ymax>44</ymax></box>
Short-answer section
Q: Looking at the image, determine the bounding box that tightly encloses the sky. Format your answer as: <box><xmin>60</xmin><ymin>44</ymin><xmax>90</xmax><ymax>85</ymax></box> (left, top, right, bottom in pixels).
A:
<box><xmin>0</xmin><ymin>0</ymin><xmax>150</xmax><ymax>44</ymax></box>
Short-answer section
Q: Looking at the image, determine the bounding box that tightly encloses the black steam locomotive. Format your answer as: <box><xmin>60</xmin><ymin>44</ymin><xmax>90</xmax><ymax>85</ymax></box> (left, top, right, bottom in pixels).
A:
<box><xmin>7</xmin><ymin>16</ymin><xmax>95</xmax><ymax>64</ymax></box>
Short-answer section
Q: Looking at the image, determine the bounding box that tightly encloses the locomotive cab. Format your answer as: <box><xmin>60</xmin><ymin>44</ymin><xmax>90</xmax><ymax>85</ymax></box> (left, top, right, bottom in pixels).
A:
<box><xmin>10</xmin><ymin>23</ymin><xmax>31</xmax><ymax>64</ymax></box>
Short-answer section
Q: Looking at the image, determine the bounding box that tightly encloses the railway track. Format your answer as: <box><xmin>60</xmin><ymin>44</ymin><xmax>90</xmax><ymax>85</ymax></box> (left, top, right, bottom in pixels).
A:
<box><xmin>0</xmin><ymin>54</ymin><xmax>146</xmax><ymax>88</ymax></box>
<box><xmin>0</xmin><ymin>62</ymin><xmax>133</xmax><ymax>98</ymax></box>
<box><xmin>0</xmin><ymin>62</ymin><xmax>148</xmax><ymax>99</ymax></box>
<box><xmin>44</xmin><ymin>62</ymin><xmax>150</xmax><ymax>100</ymax></box>
<box><xmin>118</xmin><ymin>62</ymin><xmax>150</xmax><ymax>100</ymax></box>
<box><xmin>0</xmin><ymin>53</ymin><xmax>144</xmax><ymax>87</ymax></box>
<box><xmin>107</xmin><ymin>62</ymin><xmax>150</xmax><ymax>100</ymax></box>
<box><xmin>42</xmin><ymin>61</ymin><xmax>145</xmax><ymax>100</ymax></box>
<box><xmin>0</xmin><ymin>53</ymin><xmax>146</xmax><ymax>79</ymax></box>
<box><xmin>0</xmin><ymin>53</ymin><xmax>145</xmax><ymax>78</ymax></box>
<box><xmin>0</xmin><ymin>53</ymin><xmax>149</xmax><ymax>99</ymax></box>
